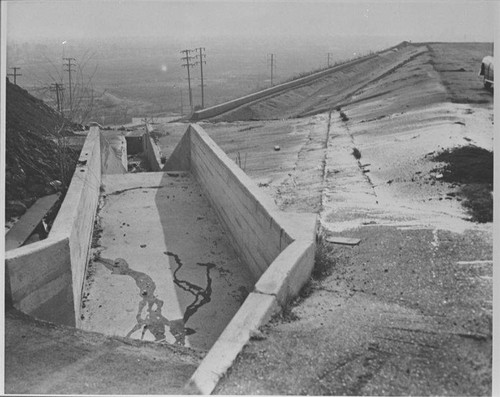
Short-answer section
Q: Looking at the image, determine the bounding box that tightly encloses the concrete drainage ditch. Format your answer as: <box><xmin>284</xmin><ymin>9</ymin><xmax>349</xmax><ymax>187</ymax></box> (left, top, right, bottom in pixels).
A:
<box><xmin>5</xmin><ymin>124</ymin><xmax>318</xmax><ymax>394</ymax></box>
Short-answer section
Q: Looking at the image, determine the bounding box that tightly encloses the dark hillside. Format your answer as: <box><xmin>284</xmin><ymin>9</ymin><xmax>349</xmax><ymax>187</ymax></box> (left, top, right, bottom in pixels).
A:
<box><xmin>5</xmin><ymin>78</ymin><xmax>81</xmax><ymax>220</ymax></box>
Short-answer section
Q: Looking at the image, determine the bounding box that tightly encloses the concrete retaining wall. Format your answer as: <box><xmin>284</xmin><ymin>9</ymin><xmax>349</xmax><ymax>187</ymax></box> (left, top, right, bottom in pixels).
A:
<box><xmin>5</xmin><ymin>127</ymin><xmax>102</xmax><ymax>327</ymax></box>
<box><xmin>165</xmin><ymin>124</ymin><xmax>318</xmax><ymax>393</ymax></box>
<box><xmin>5</xmin><ymin>237</ymin><xmax>74</xmax><ymax>326</ymax></box>
<box><xmin>100</xmin><ymin>133</ymin><xmax>127</xmax><ymax>174</ymax></box>
<box><xmin>166</xmin><ymin>124</ymin><xmax>297</xmax><ymax>278</ymax></box>
<box><xmin>142</xmin><ymin>124</ymin><xmax>163</xmax><ymax>171</ymax></box>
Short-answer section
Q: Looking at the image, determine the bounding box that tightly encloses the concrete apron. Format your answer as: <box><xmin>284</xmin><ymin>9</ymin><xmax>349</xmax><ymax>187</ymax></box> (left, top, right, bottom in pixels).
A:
<box><xmin>80</xmin><ymin>172</ymin><xmax>255</xmax><ymax>351</ymax></box>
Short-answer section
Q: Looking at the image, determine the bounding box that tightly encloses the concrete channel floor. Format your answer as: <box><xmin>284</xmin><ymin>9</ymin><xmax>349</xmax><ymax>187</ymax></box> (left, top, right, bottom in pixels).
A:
<box><xmin>81</xmin><ymin>171</ymin><xmax>255</xmax><ymax>351</ymax></box>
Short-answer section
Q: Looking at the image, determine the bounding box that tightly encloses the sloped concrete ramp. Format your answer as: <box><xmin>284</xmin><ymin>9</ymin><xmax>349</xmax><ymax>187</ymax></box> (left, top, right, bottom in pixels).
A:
<box><xmin>81</xmin><ymin>172</ymin><xmax>255</xmax><ymax>351</ymax></box>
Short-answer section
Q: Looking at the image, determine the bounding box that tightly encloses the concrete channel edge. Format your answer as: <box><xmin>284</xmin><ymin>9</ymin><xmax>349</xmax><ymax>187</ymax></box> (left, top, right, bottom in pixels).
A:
<box><xmin>178</xmin><ymin>124</ymin><xmax>318</xmax><ymax>394</ymax></box>
<box><xmin>6</xmin><ymin>122</ymin><xmax>318</xmax><ymax>395</ymax></box>
<box><xmin>6</xmin><ymin>127</ymin><xmax>102</xmax><ymax>327</ymax></box>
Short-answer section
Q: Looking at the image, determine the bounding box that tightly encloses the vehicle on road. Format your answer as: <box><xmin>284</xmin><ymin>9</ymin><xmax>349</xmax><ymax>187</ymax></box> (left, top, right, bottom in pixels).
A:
<box><xmin>479</xmin><ymin>56</ymin><xmax>494</xmax><ymax>89</ymax></box>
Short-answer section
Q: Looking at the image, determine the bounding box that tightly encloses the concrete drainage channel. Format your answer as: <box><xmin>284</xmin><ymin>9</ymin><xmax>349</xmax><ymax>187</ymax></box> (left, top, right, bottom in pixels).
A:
<box><xmin>6</xmin><ymin>124</ymin><xmax>318</xmax><ymax>394</ymax></box>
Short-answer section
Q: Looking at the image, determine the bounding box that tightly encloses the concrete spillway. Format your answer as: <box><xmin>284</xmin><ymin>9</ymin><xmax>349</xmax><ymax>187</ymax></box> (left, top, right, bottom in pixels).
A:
<box><xmin>81</xmin><ymin>172</ymin><xmax>254</xmax><ymax>350</ymax></box>
<box><xmin>6</xmin><ymin>122</ymin><xmax>317</xmax><ymax>394</ymax></box>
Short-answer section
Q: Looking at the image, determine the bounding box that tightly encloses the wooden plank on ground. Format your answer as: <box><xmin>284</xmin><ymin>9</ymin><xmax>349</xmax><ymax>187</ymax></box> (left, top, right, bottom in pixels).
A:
<box><xmin>5</xmin><ymin>194</ymin><xmax>60</xmax><ymax>251</ymax></box>
<box><xmin>326</xmin><ymin>236</ymin><xmax>361</xmax><ymax>246</ymax></box>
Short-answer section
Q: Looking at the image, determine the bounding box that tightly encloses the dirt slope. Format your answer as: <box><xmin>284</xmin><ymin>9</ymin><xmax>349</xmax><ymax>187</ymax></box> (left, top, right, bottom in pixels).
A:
<box><xmin>5</xmin><ymin>79</ymin><xmax>80</xmax><ymax>220</ymax></box>
<box><xmin>4</xmin><ymin>308</ymin><xmax>200</xmax><ymax>394</ymax></box>
<box><xmin>208</xmin><ymin>42</ymin><xmax>492</xmax><ymax>123</ymax></box>
<box><xmin>212</xmin><ymin>42</ymin><xmax>493</xmax><ymax>395</ymax></box>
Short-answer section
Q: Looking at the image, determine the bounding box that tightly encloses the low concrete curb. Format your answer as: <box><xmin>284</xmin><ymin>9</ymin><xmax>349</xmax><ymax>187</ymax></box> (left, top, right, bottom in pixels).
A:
<box><xmin>168</xmin><ymin>124</ymin><xmax>318</xmax><ymax>394</ymax></box>
<box><xmin>185</xmin><ymin>293</ymin><xmax>280</xmax><ymax>395</ymax></box>
<box><xmin>255</xmin><ymin>240</ymin><xmax>316</xmax><ymax>305</ymax></box>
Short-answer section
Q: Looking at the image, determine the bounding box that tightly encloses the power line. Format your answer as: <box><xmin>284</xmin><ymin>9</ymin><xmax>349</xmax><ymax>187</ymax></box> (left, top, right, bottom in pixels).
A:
<box><xmin>195</xmin><ymin>47</ymin><xmax>206</xmax><ymax>109</ymax></box>
<box><xmin>267</xmin><ymin>54</ymin><xmax>276</xmax><ymax>86</ymax></box>
<box><xmin>63</xmin><ymin>57</ymin><xmax>76</xmax><ymax>114</ymax></box>
<box><xmin>180</xmin><ymin>49</ymin><xmax>197</xmax><ymax>112</ymax></box>
<box><xmin>8</xmin><ymin>67</ymin><xmax>22</xmax><ymax>85</ymax></box>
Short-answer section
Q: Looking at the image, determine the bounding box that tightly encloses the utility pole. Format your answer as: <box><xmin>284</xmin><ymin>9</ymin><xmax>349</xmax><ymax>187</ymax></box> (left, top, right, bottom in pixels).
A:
<box><xmin>50</xmin><ymin>83</ymin><xmax>65</xmax><ymax>114</ymax></box>
<box><xmin>180</xmin><ymin>88</ymin><xmax>184</xmax><ymax>115</ymax></box>
<box><xmin>180</xmin><ymin>49</ymin><xmax>197</xmax><ymax>112</ymax></box>
<box><xmin>195</xmin><ymin>47</ymin><xmax>206</xmax><ymax>109</ymax></box>
<box><xmin>63</xmin><ymin>57</ymin><xmax>76</xmax><ymax>114</ymax></box>
<box><xmin>8</xmin><ymin>67</ymin><xmax>22</xmax><ymax>85</ymax></box>
<box><xmin>327</xmin><ymin>52</ymin><xmax>333</xmax><ymax>67</ymax></box>
<box><xmin>267</xmin><ymin>54</ymin><xmax>276</xmax><ymax>86</ymax></box>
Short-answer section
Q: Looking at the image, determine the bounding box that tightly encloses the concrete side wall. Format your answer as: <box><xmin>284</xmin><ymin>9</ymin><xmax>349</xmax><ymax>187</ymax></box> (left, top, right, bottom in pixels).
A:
<box><xmin>4</xmin><ymin>126</ymin><xmax>102</xmax><ymax>327</ymax></box>
<box><xmin>188</xmin><ymin>124</ymin><xmax>294</xmax><ymax>278</ymax></box>
<box><xmin>142</xmin><ymin>126</ymin><xmax>163</xmax><ymax>171</ymax></box>
<box><xmin>100</xmin><ymin>133</ymin><xmax>127</xmax><ymax>174</ymax></box>
<box><xmin>254</xmin><ymin>239</ymin><xmax>316</xmax><ymax>305</ymax></box>
<box><xmin>181</xmin><ymin>123</ymin><xmax>318</xmax><ymax>394</ymax></box>
<box><xmin>50</xmin><ymin>127</ymin><xmax>101</xmax><ymax>326</ymax></box>
<box><xmin>164</xmin><ymin>127</ymin><xmax>191</xmax><ymax>171</ymax></box>
<box><xmin>5</xmin><ymin>237</ymin><xmax>75</xmax><ymax>327</ymax></box>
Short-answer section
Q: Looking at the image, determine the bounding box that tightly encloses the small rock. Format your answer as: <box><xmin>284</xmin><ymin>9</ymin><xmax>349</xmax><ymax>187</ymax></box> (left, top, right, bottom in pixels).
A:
<box><xmin>274</xmin><ymin>145</ymin><xmax>281</xmax><ymax>151</ymax></box>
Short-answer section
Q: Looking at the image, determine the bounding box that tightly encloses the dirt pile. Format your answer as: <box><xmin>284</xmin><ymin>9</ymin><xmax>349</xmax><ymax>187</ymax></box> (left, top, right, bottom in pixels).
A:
<box><xmin>5</xmin><ymin>78</ymin><xmax>81</xmax><ymax>220</ymax></box>
<box><xmin>432</xmin><ymin>145</ymin><xmax>493</xmax><ymax>222</ymax></box>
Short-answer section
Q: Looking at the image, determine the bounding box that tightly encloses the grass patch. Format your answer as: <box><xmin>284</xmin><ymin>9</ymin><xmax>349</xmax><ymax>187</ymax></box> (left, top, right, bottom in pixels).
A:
<box><xmin>432</xmin><ymin>145</ymin><xmax>493</xmax><ymax>222</ymax></box>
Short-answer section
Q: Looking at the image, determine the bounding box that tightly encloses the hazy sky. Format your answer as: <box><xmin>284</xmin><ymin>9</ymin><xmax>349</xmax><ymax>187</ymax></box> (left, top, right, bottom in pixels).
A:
<box><xmin>5</xmin><ymin>0</ymin><xmax>497</xmax><ymax>42</ymax></box>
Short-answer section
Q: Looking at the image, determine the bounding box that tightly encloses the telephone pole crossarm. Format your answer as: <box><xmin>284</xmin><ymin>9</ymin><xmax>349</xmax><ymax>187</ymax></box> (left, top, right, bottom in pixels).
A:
<box><xmin>180</xmin><ymin>49</ymin><xmax>197</xmax><ymax>111</ymax></box>
<box><xmin>8</xmin><ymin>67</ymin><xmax>22</xmax><ymax>85</ymax></box>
